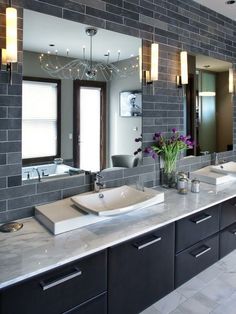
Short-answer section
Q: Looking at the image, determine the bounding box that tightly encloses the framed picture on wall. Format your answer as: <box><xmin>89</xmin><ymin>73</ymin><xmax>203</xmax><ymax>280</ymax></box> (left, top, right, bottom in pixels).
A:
<box><xmin>120</xmin><ymin>91</ymin><xmax>142</xmax><ymax>117</ymax></box>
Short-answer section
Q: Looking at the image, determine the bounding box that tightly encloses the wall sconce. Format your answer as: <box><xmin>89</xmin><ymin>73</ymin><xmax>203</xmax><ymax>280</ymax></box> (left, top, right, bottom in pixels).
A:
<box><xmin>1</xmin><ymin>3</ymin><xmax>18</xmax><ymax>85</ymax></box>
<box><xmin>151</xmin><ymin>43</ymin><xmax>159</xmax><ymax>81</ymax></box>
<box><xmin>144</xmin><ymin>42</ymin><xmax>159</xmax><ymax>85</ymax></box>
<box><xmin>177</xmin><ymin>51</ymin><xmax>188</xmax><ymax>87</ymax></box>
<box><xmin>139</xmin><ymin>47</ymin><xmax>142</xmax><ymax>82</ymax></box>
<box><xmin>229</xmin><ymin>67</ymin><xmax>234</xmax><ymax>93</ymax></box>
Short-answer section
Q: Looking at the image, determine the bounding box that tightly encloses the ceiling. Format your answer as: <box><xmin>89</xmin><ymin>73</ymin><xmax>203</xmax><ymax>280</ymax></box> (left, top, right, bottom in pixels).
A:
<box><xmin>193</xmin><ymin>0</ymin><xmax>236</xmax><ymax>21</ymax></box>
<box><xmin>196</xmin><ymin>54</ymin><xmax>231</xmax><ymax>71</ymax></box>
<box><xmin>23</xmin><ymin>10</ymin><xmax>141</xmax><ymax>62</ymax></box>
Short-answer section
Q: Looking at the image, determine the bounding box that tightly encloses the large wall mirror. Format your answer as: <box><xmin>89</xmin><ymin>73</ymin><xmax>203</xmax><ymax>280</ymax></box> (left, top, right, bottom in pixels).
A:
<box><xmin>22</xmin><ymin>10</ymin><xmax>142</xmax><ymax>181</ymax></box>
<box><xmin>184</xmin><ymin>54</ymin><xmax>233</xmax><ymax>156</ymax></box>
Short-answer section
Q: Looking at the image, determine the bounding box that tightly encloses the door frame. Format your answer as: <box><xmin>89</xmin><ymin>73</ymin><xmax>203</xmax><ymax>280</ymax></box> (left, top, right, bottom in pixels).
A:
<box><xmin>185</xmin><ymin>74</ymin><xmax>195</xmax><ymax>156</ymax></box>
<box><xmin>73</xmin><ymin>80</ymin><xmax>107</xmax><ymax>170</ymax></box>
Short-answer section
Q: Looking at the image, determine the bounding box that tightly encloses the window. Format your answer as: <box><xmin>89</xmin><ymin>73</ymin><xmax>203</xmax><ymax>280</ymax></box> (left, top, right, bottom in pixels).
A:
<box><xmin>22</xmin><ymin>78</ymin><xmax>61</xmax><ymax>163</ymax></box>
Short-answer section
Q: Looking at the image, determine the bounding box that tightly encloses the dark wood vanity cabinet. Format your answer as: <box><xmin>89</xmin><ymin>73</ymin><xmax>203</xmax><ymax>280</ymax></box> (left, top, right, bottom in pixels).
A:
<box><xmin>219</xmin><ymin>198</ymin><xmax>236</xmax><ymax>258</ymax></box>
<box><xmin>220</xmin><ymin>223</ymin><xmax>236</xmax><ymax>258</ymax></box>
<box><xmin>64</xmin><ymin>293</ymin><xmax>107</xmax><ymax>314</ymax></box>
<box><xmin>175</xmin><ymin>205</ymin><xmax>220</xmax><ymax>253</ymax></box>
<box><xmin>1</xmin><ymin>198</ymin><xmax>236</xmax><ymax>314</ymax></box>
<box><xmin>108</xmin><ymin>223</ymin><xmax>175</xmax><ymax>314</ymax></box>
<box><xmin>220</xmin><ymin>197</ymin><xmax>236</xmax><ymax>230</ymax></box>
<box><xmin>175</xmin><ymin>205</ymin><xmax>220</xmax><ymax>288</ymax></box>
<box><xmin>175</xmin><ymin>234</ymin><xmax>219</xmax><ymax>287</ymax></box>
<box><xmin>0</xmin><ymin>251</ymin><xmax>107</xmax><ymax>314</ymax></box>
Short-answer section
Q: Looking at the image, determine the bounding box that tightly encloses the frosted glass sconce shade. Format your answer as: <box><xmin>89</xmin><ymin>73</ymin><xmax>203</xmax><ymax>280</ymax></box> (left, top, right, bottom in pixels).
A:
<box><xmin>180</xmin><ymin>51</ymin><xmax>188</xmax><ymax>85</ymax></box>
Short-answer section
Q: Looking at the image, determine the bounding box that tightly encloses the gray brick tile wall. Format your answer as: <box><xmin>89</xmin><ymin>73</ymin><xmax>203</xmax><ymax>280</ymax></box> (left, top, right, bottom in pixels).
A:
<box><xmin>0</xmin><ymin>0</ymin><xmax>235</xmax><ymax>222</ymax></box>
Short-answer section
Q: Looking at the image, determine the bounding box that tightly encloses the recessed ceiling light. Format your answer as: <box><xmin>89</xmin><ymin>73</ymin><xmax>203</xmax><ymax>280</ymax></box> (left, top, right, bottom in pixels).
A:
<box><xmin>226</xmin><ymin>0</ymin><xmax>235</xmax><ymax>4</ymax></box>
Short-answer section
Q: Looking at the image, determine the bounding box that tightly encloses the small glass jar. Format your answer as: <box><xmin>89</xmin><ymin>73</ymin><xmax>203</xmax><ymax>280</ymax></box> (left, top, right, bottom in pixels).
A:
<box><xmin>177</xmin><ymin>172</ymin><xmax>188</xmax><ymax>190</ymax></box>
<box><xmin>191</xmin><ymin>178</ymin><xmax>200</xmax><ymax>193</ymax></box>
<box><xmin>178</xmin><ymin>177</ymin><xmax>188</xmax><ymax>194</ymax></box>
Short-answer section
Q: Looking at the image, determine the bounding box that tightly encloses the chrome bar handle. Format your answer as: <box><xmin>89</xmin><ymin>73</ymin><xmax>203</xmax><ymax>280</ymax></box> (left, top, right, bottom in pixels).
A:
<box><xmin>134</xmin><ymin>235</ymin><xmax>162</xmax><ymax>250</ymax></box>
<box><xmin>191</xmin><ymin>214</ymin><xmax>212</xmax><ymax>224</ymax></box>
<box><xmin>40</xmin><ymin>267</ymin><xmax>82</xmax><ymax>291</ymax></box>
<box><xmin>191</xmin><ymin>245</ymin><xmax>211</xmax><ymax>258</ymax></box>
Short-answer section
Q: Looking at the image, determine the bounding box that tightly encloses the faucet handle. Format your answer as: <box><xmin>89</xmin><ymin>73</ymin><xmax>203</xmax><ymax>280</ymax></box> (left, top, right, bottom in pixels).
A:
<box><xmin>41</xmin><ymin>169</ymin><xmax>49</xmax><ymax>177</ymax></box>
<box><xmin>95</xmin><ymin>172</ymin><xmax>103</xmax><ymax>180</ymax></box>
<box><xmin>24</xmin><ymin>171</ymin><xmax>30</xmax><ymax>180</ymax></box>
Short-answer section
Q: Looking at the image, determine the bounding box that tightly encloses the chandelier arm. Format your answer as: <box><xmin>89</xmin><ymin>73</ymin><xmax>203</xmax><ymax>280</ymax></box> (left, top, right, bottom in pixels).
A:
<box><xmin>98</xmin><ymin>63</ymin><xmax>111</xmax><ymax>81</ymax></box>
<box><xmin>55</xmin><ymin>53</ymin><xmax>63</xmax><ymax>70</ymax></box>
<box><xmin>81</xmin><ymin>65</ymin><xmax>87</xmax><ymax>80</ymax></box>
<box><xmin>83</xmin><ymin>46</ymin><xmax>85</xmax><ymax>61</ymax></box>
<box><xmin>98</xmin><ymin>65</ymin><xmax>110</xmax><ymax>81</ymax></box>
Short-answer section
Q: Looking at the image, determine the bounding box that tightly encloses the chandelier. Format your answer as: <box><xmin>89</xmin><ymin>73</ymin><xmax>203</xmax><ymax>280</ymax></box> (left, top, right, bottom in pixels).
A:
<box><xmin>39</xmin><ymin>27</ymin><xmax>139</xmax><ymax>81</ymax></box>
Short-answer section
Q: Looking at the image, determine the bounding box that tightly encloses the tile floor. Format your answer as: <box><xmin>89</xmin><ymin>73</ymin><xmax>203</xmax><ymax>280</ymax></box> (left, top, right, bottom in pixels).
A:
<box><xmin>141</xmin><ymin>250</ymin><xmax>236</xmax><ymax>314</ymax></box>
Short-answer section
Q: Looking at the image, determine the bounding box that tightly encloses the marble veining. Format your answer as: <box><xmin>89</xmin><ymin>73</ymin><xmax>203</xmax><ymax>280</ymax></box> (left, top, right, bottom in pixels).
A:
<box><xmin>1</xmin><ymin>181</ymin><xmax>236</xmax><ymax>289</ymax></box>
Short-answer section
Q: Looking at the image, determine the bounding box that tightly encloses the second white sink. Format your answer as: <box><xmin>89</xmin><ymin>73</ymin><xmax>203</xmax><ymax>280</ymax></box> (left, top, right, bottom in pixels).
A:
<box><xmin>190</xmin><ymin>166</ymin><xmax>235</xmax><ymax>185</ymax></box>
<box><xmin>71</xmin><ymin>185</ymin><xmax>164</xmax><ymax>216</ymax></box>
<box><xmin>210</xmin><ymin>162</ymin><xmax>236</xmax><ymax>176</ymax></box>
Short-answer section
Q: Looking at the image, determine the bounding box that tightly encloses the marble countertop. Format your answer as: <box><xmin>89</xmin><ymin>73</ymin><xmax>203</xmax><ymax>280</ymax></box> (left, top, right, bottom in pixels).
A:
<box><xmin>1</xmin><ymin>181</ymin><xmax>236</xmax><ymax>290</ymax></box>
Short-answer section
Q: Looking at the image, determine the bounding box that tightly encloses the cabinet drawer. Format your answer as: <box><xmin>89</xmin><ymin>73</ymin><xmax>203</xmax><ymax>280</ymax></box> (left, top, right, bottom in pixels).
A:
<box><xmin>220</xmin><ymin>198</ymin><xmax>236</xmax><ymax>230</ymax></box>
<box><xmin>65</xmin><ymin>292</ymin><xmax>107</xmax><ymax>314</ymax></box>
<box><xmin>220</xmin><ymin>223</ymin><xmax>236</xmax><ymax>258</ymax></box>
<box><xmin>175</xmin><ymin>234</ymin><xmax>219</xmax><ymax>288</ymax></box>
<box><xmin>0</xmin><ymin>250</ymin><xmax>107</xmax><ymax>314</ymax></box>
<box><xmin>176</xmin><ymin>205</ymin><xmax>220</xmax><ymax>253</ymax></box>
<box><xmin>108</xmin><ymin>223</ymin><xmax>175</xmax><ymax>314</ymax></box>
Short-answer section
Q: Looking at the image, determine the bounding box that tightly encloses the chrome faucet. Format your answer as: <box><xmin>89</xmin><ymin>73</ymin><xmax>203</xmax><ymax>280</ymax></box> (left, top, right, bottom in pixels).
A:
<box><xmin>24</xmin><ymin>171</ymin><xmax>30</xmax><ymax>180</ymax></box>
<box><xmin>211</xmin><ymin>153</ymin><xmax>227</xmax><ymax>166</ymax></box>
<box><xmin>33</xmin><ymin>167</ymin><xmax>41</xmax><ymax>182</ymax></box>
<box><xmin>94</xmin><ymin>172</ymin><xmax>105</xmax><ymax>193</ymax></box>
<box><xmin>212</xmin><ymin>152</ymin><xmax>219</xmax><ymax>166</ymax></box>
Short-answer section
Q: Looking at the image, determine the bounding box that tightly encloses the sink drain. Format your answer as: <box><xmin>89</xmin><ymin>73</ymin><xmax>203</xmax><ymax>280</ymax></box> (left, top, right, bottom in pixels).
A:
<box><xmin>0</xmin><ymin>222</ymin><xmax>23</xmax><ymax>233</ymax></box>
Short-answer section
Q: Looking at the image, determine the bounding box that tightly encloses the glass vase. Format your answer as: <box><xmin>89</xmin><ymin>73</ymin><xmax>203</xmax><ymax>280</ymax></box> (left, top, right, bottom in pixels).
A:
<box><xmin>160</xmin><ymin>169</ymin><xmax>177</xmax><ymax>188</ymax></box>
<box><xmin>160</xmin><ymin>154</ymin><xmax>178</xmax><ymax>188</ymax></box>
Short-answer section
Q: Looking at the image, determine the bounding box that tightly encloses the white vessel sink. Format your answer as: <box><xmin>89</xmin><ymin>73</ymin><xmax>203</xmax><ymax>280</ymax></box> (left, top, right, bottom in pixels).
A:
<box><xmin>190</xmin><ymin>166</ymin><xmax>235</xmax><ymax>185</ymax></box>
<box><xmin>71</xmin><ymin>185</ymin><xmax>164</xmax><ymax>217</ymax></box>
<box><xmin>210</xmin><ymin>162</ymin><xmax>236</xmax><ymax>176</ymax></box>
<box><xmin>35</xmin><ymin>198</ymin><xmax>108</xmax><ymax>235</ymax></box>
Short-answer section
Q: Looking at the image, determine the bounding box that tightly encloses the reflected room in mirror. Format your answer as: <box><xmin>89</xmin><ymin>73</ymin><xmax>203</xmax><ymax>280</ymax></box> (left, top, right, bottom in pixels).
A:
<box><xmin>184</xmin><ymin>54</ymin><xmax>233</xmax><ymax>156</ymax></box>
<box><xmin>22</xmin><ymin>10</ymin><xmax>142</xmax><ymax>181</ymax></box>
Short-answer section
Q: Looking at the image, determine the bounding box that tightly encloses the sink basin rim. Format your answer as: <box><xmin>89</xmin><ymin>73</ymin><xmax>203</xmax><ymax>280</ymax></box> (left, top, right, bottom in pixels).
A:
<box><xmin>71</xmin><ymin>185</ymin><xmax>164</xmax><ymax>217</ymax></box>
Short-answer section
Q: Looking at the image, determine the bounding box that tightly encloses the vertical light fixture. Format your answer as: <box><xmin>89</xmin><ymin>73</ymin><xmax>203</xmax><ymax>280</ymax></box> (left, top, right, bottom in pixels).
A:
<box><xmin>139</xmin><ymin>47</ymin><xmax>142</xmax><ymax>82</ymax></box>
<box><xmin>6</xmin><ymin>5</ymin><xmax>18</xmax><ymax>63</ymax></box>
<box><xmin>180</xmin><ymin>51</ymin><xmax>188</xmax><ymax>85</ymax></box>
<box><xmin>1</xmin><ymin>1</ymin><xmax>18</xmax><ymax>84</ymax></box>
<box><xmin>151</xmin><ymin>43</ymin><xmax>159</xmax><ymax>81</ymax></box>
<box><xmin>229</xmin><ymin>67</ymin><xmax>234</xmax><ymax>93</ymax></box>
